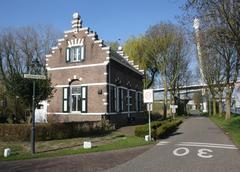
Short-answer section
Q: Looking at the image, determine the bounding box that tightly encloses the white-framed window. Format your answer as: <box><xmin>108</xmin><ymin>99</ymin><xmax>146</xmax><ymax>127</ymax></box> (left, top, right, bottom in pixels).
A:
<box><xmin>71</xmin><ymin>86</ymin><xmax>81</xmax><ymax>112</ymax></box>
<box><xmin>62</xmin><ymin>86</ymin><xmax>88</xmax><ymax>113</ymax></box>
<box><xmin>137</xmin><ymin>92</ymin><xmax>143</xmax><ymax>111</ymax></box>
<box><xmin>116</xmin><ymin>87</ymin><xmax>123</xmax><ymax>112</ymax></box>
<box><xmin>66</xmin><ymin>46</ymin><xmax>85</xmax><ymax>62</ymax></box>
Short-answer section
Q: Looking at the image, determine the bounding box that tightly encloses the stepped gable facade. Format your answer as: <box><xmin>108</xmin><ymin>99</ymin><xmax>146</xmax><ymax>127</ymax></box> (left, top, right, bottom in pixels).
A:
<box><xmin>46</xmin><ymin>13</ymin><xmax>145</xmax><ymax>126</ymax></box>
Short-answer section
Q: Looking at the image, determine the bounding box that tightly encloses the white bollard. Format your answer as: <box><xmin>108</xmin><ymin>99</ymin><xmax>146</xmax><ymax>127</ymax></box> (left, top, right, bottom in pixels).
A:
<box><xmin>145</xmin><ymin>135</ymin><xmax>150</xmax><ymax>141</ymax></box>
<box><xmin>83</xmin><ymin>141</ymin><xmax>92</xmax><ymax>149</ymax></box>
<box><xmin>4</xmin><ymin>148</ymin><xmax>11</xmax><ymax>158</ymax></box>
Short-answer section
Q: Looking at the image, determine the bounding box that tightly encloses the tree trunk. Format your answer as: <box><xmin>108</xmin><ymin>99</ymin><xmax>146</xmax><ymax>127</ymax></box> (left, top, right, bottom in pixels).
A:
<box><xmin>169</xmin><ymin>90</ymin><xmax>173</xmax><ymax>119</ymax></box>
<box><xmin>208</xmin><ymin>93</ymin><xmax>212</xmax><ymax>116</ymax></box>
<box><xmin>225</xmin><ymin>91</ymin><xmax>232</xmax><ymax>120</ymax></box>
<box><xmin>212</xmin><ymin>96</ymin><xmax>217</xmax><ymax>116</ymax></box>
<box><xmin>163</xmin><ymin>79</ymin><xmax>168</xmax><ymax>119</ymax></box>
<box><xmin>219</xmin><ymin>93</ymin><xmax>223</xmax><ymax>116</ymax></box>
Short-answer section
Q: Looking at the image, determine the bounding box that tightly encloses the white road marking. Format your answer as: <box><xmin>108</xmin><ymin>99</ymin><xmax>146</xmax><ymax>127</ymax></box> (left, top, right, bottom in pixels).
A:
<box><xmin>173</xmin><ymin>147</ymin><xmax>189</xmax><ymax>156</ymax></box>
<box><xmin>157</xmin><ymin>141</ymin><xmax>170</xmax><ymax>146</ymax></box>
<box><xmin>195</xmin><ymin>117</ymin><xmax>205</xmax><ymax>119</ymax></box>
<box><xmin>177</xmin><ymin>143</ymin><xmax>238</xmax><ymax>150</ymax></box>
<box><xmin>197</xmin><ymin>148</ymin><xmax>213</xmax><ymax>158</ymax></box>
<box><xmin>181</xmin><ymin>142</ymin><xmax>236</xmax><ymax>148</ymax></box>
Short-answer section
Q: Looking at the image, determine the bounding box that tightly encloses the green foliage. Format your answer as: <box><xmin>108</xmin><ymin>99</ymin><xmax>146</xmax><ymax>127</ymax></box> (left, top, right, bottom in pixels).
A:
<box><xmin>155</xmin><ymin>120</ymin><xmax>182</xmax><ymax>139</ymax></box>
<box><xmin>0</xmin><ymin>121</ymin><xmax>113</xmax><ymax>141</ymax></box>
<box><xmin>105</xmin><ymin>41</ymin><xmax>120</xmax><ymax>51</ymax></box>
<box><xmin>211</xmin><ymin>115</ymin><xmax>240</xmax><ymax>146</ymax></box>
<box><xmin>135</xmin><ymin>119</ymin><xmax>182</xmax><ymax>139</ymax></box>
<box><xmin>6</xmin><ymin>73</ymin><xmax>55</xmax><ymax>107</ymax></box>
<box><xmin>124</xmin><ymin>36</ymin><xmax>158</xmax><ymax>88</ymax></box>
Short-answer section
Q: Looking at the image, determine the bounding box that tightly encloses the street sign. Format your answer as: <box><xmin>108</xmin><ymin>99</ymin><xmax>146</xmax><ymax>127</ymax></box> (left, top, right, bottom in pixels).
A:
<box><xmin>143</xmin><ymin>89</ymin><xmax>153</xmax><ymax>103</ymax></box>
<box><xmin>23</xmin><ymin>74</ymin><xmax>46</xmax><ymax>80</ymax></box>
<box><xmin>147</xmin><ymin>103</ymin><xmax>153</xmax><ymax>111</ymax></box>
<box><xmin>170</xmin><ymin>105</ymin><xmax>178</xmax><ymax>113</ymax></box>
<box><xmin>170</xmin><ymin>105</ymin><xmax>178</xmax><ymax>109</ymax></box>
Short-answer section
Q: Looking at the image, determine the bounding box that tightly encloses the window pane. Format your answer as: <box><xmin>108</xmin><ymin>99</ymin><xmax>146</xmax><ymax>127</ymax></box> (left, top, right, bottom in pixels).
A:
<box><xmin>78</xmin><ymin>47</ymin><xmax>81</xmax><ymax>61</ymax></box>
<box><xmin>70</xmin><ymin>48</ymin><xmax>74</xmax><ymax>61</ymax></box>
<box><xmin>72</xmin><ymin>87</ymin><xmax>81</xmax><ymax>94</ymax></box>
<box><xmin>78</xmin><ymin>96</ymin><xmax>81</xmax><ymax>111</ymax></box>
<box><xmin>72</xmin><ymin>95</ymin><xmax>77</xmax><ymax>111</ymax></box>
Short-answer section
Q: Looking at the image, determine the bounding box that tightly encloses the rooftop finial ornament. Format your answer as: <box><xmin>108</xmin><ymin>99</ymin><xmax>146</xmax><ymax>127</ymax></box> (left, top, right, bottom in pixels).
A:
<box><xmin>72</xmin><ymin>12</ymin><xmax>82</xmax><ymax>31</ymax></box>
<box><xmin>73</xmin><ymin>12</ymin><xmax>80</xmax><ymax>19</ymax></box>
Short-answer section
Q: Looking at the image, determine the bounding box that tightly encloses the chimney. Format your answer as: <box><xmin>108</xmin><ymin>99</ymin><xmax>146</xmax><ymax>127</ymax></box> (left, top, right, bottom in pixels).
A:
<box><xmin>117</xmin><ymin>46</ymin><xmax>124</xmax><ymax>56</ymax></box>
<box><xmin>72</xmin><ymin>12</ymin><xmax>82</xmax><ymax>31</ymax></box>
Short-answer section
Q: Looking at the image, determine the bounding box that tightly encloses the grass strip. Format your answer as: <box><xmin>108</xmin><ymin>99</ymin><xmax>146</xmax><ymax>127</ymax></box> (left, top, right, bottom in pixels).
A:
<box><xmin>0</xmin><ymin>136</ymin><xmax>153</xmax><ymax>161</ymax></box>
<box><xmin>210</xmin><ymin>115</ymin><xmax>240</xmax><ymax>147</ymax></box>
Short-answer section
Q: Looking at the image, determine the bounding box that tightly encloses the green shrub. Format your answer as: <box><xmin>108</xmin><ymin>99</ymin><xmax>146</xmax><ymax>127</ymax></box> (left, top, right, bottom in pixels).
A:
<box><xmin>135</xmin><ymin>120</ymin><xmax>169</xmax><ymax>137</ymax></box>
<box><xmin>0</xmin><ymin>120</ymin><xmax>113</xmax><ymax>141</ymax></box>
<box><xmin>135</xmin><ymin>119</ymin><xmax>182</xmax><ymax>139</ymax></box>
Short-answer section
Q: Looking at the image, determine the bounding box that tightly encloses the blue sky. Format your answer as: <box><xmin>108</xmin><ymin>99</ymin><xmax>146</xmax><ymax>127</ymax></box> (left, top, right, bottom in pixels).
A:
<box><xmin>0</xmin><ymin>0</ymin><xmax>186</xmax><ymax>42</ymax></box>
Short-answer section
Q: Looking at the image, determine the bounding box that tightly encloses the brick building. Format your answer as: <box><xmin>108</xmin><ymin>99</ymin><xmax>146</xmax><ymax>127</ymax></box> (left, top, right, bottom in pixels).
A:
<box><xmin>46</xmin><ymin>13</ymin><xmax>145</xmax><ymax>125</ymax></box>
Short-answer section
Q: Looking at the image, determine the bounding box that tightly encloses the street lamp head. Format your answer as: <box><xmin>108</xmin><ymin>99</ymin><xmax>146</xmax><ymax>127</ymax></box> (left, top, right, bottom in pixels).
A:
<box><xmin>32</xmin><ymin>58</ymin><xmax>40</xmax><ymax>66</ymax></box>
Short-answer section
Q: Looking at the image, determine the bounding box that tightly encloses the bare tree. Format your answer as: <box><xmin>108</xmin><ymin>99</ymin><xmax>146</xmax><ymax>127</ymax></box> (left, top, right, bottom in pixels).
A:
<box><xmin>184</xmin><ymin>0</ymin><xmax>240</xmax><ymax>60</ymax></box>
<box><xmin>0</xmin><ymin>26</ymin><xmax>59</xmax><ymax>123</ymax></box>
<box><xmin>185</xmin><ymin>0</ymin><xmax>240</xmax><ymax>119</ymax></box>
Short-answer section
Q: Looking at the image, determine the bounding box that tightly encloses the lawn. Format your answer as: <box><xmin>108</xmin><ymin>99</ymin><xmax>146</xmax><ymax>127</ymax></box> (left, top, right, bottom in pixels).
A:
<box><xmin>0</xmin><ymin>117</ymin><xmax>185</xmax><ymax>161</ymax></box>
<box><xmin>0</xmin><ymin>127</ymin><xmax>154</xmax><ymax>161</ymax></box>
<box><xmin>210</xmin><ymin>115</ymin><xmax>240</xmax><ymax>147</ymax></box>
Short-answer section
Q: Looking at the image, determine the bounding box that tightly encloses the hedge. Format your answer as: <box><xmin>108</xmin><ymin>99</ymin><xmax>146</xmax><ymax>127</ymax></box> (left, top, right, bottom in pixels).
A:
<box><xmin>135</xmin><ymin>119</ymin><xmax>182</xmax><ymax>139</ymax></box>
<box><xmin>0</xmin><ymin>120</ymin><xmax>113</xmax><ymax>141</ymax></box>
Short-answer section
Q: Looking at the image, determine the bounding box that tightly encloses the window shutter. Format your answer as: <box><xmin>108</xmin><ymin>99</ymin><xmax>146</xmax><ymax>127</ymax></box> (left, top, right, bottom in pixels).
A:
<box><xmin>81</xmin><ymin>86</ymin><xmax>87</xmax><ymax>113</ymax></box>
<box><xmin>66</xmin><ymin>48</ymin><xmax>70</xmax><ymax>62</ymax></box>
<box><xmin>63</xmin><ymin>87</ymin><xmax>69</xmax><ymax>112</ymax></box>
<box><xmin>136</xmin><ymin>92</ymin><xmax>138</xmax><ymax>112</ymax></box>
<box><xmin>114</xmin><ymin>87</ymin><xmax>117</xmax><ymax>112</ymax></box>
<box><xmin>81</xmin><ymin>46</ymin><xmax>85</xmax><ymax>60</ymax></box>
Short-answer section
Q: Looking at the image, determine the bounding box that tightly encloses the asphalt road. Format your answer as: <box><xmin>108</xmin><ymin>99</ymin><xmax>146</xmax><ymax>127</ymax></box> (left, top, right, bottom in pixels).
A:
<box><xmin>106</xmin><ymin>116</ymin><xmax>240</xmax><ymax>172</ymax></box>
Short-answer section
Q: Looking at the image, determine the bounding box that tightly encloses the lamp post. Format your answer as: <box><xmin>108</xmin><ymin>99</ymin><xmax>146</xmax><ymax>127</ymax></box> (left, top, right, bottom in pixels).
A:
<box><xmin>31</xmin><ymin>59</ymin><xmax>39</xmax><ymax>154</ymax></box>
<box><xmin>24</xmin><ymin>58</ymin><xmax>46</xmax><ymax>154</ymax></box>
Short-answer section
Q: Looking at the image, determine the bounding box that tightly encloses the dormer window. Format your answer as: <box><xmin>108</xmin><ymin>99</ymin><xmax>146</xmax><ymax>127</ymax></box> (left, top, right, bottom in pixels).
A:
<box><xmin>66</xmin><ymin>46</ymin><xmax>85</xmax><ymax>62</ymax></box>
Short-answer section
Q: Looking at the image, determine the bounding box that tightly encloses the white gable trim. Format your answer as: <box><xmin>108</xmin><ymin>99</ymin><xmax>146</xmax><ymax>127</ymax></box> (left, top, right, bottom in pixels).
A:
<box><xmin>47</xmin><ymin>62</ymin><xmax>107</xmax><ymax>71</ymax></box>
<box><xmin>67</xmin><ymin>38</ymin><xmax>84</xmax><ymax>47</ymax></box>
<box><xmin>111</xmin><ymin>56</ymin><xmax>143</xmax><ymax>75</ymax></box>
<box><xmin>55</xmin><ymin>82</ymin><xmax>108</xmax><ymax>88</ymax></box>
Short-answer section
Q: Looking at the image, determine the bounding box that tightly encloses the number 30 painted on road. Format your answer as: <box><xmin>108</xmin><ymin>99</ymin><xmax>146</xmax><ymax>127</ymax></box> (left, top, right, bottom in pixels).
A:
<box><xmin>197</xmin><ymin>148</ymin><xmax>213</xmax><ymax>158</ymax></box>
<box><xmin>173</xmin><ymin>147</ymin><xmax>213</xmax><ymax>158</ymax></box>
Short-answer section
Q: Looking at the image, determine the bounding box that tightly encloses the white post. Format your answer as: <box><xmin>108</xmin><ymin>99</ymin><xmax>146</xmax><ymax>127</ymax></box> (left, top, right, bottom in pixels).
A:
<box><xmin>148</xmin><ymin>103</ymin><xmax>151</xmax><ymax>140</ymax></box>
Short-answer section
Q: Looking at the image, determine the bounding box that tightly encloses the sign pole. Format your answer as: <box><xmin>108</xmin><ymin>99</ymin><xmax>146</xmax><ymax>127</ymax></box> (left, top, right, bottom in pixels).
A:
<box><xmin>148</xmin><ymin>103</ymin><xmax>151</xmax><ymax>140</ymax></box>
<box><xmin>143</xmin><ymin>89</ymin><xmax>153</xmax><ymax>141</ymax></box>
<box><xmin>31</xmin><ymin>80</ymin><xmax>36</xmax><ymax>154</ymax></box>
